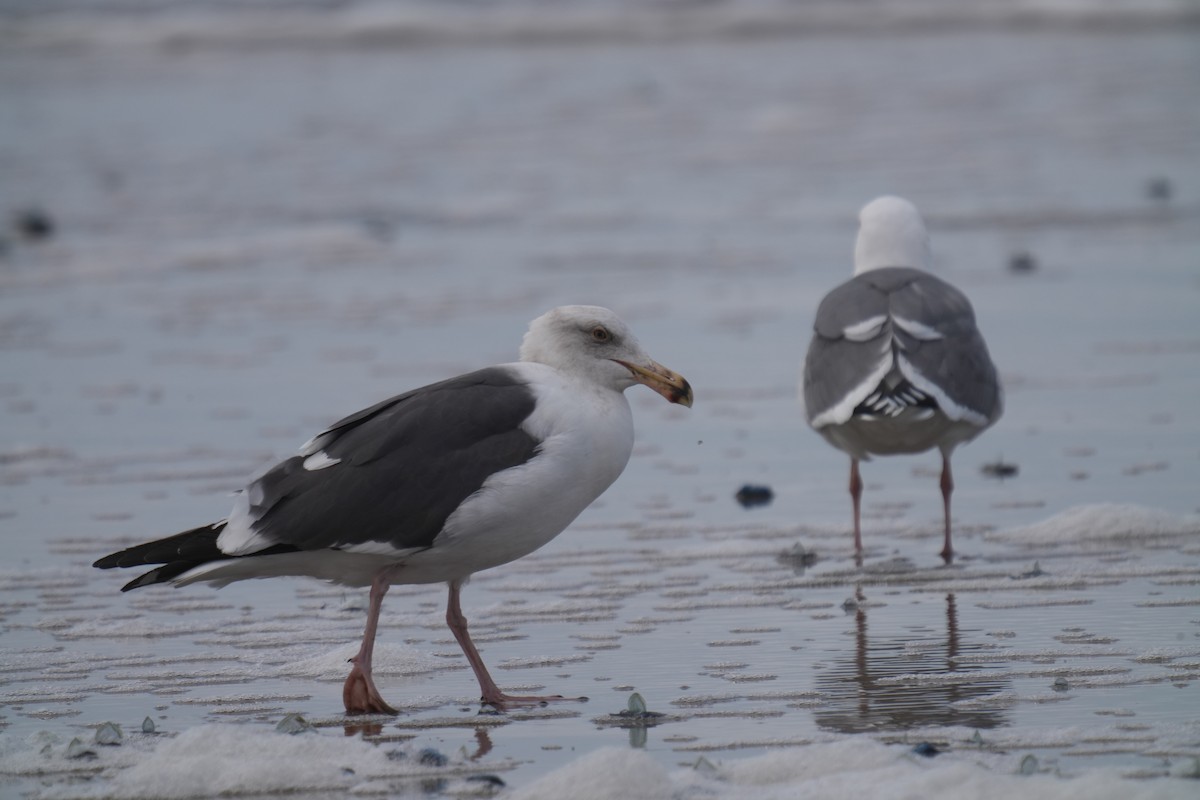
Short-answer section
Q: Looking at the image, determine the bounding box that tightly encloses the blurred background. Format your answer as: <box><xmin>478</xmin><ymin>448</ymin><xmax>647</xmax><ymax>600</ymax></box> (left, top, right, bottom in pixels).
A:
<box><xmin>1</xmin><ymin>0</ymin><xmax>1198</xmax><ymax>795</ymax></box>
<box><xmin>3</xmin><ymin>0</ymin><xmax>1197</xmax><ymax>524</ymax></box>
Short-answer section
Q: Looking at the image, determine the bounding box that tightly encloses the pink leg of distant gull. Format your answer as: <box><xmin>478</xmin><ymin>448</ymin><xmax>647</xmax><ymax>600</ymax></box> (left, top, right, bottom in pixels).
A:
<box><xmin>849</xmin><ymin>458</ymin><xmax>864</xmax><ymax>566</ymax></box>
<box><xmin>939</xmin><ymin>453</ymin><xmax>955</xmax><ymax>564</ymax></box>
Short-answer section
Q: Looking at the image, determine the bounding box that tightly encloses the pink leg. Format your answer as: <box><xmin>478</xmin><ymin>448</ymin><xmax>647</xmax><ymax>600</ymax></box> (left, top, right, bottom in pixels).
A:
<box><xmin>939</xmin><ymin>453</ymin><xmax>954</xmax><ymax>563</ymax></box>
<box><xmin>445</xmin><ymin>579</ymin><xmax>584</xmax><ymax>709</ymax></box>
<box><xmin>849</xmin><ymin>458</ymin><xmax>864</xmax><ymax>565</ymax></box>
<box><xmin>343</xmin><ymin>574</ymin><xmax>399</xmax><ymax>715</ymax></box>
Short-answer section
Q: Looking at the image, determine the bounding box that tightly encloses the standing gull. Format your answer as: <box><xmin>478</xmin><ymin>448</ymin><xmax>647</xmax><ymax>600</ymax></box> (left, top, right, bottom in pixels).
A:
<box><xmin>95</xmin><ymin>306</ymin><xmax>693</xmax><ymax>714</ymax></box>
<box><xmin>802</xmin><ymin>197</ymin><xmax>1002</xmax><ymax>563</ymax></box>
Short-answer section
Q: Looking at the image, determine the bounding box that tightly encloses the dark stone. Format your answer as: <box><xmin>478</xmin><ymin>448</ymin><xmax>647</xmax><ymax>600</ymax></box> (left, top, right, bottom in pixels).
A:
<box><xmin>418</xmin><ymin>747</ymin><xmax>448</xmax><ymax>767</ymax></box>
<box><xmin>981</xmin><ymin>460</ymin><xmax>1018</xmax><ymax>479</ymax></box>
<box><xmin>1147</xmin><ymin>177</ymin><xmax>1172</xmax><ymax>201</ymax></box>
<box><xmin>12</xmin><ymin>208</ymin><xmax>55</xmax><ymax>241</ymax></box>
<box><xmin>1008</xmin><ymin>252</ymin><xmax>1037</xmax><ymax>273</ymax></box>
<box><xmin>735</xmin><ymin>484</ymin><xmax>774</xmax><ymax>508</ymax></box>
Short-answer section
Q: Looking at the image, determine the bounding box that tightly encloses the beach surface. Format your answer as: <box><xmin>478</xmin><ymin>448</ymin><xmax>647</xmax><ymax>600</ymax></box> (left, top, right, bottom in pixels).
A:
<box><xmin>2</xmin><ymin>2</ymin><xmax>1199</xmax><ymax>797</ymax></box>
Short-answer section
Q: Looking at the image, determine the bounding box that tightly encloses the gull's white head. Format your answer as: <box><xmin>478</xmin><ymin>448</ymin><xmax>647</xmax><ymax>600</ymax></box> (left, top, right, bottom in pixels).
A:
<box><xmin>520</xmin><ymin>305</ymin><xmax>693</xmax><ymax>406</ymax></box>
<box><xmin>853</xmin><ymin>195</ymin><xmax>932</xmax><ymax>275</ymax></box>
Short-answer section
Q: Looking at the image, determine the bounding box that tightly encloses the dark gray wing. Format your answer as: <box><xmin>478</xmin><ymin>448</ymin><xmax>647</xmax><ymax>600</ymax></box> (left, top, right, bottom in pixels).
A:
<box><xmin>803</xmin><ymin>267</ymin><xmax>1001</xmax><ymax>425</ymax></box>
<box><xmin>244</xmin><ymin>366</ymin><xmax>540</xmax><ymax>553</ymax></box>
<box><xmin>886</xmin><ymin>269</ymin><xmax>1002</xmax><ymax>423</ymax></box>
<box><xmin>803</xmin><ymin>270</ymin><xmax>896</xmax><ymax>424</ymax></box>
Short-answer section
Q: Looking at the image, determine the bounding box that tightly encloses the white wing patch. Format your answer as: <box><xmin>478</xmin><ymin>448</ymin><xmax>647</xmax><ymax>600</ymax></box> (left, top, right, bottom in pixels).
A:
<box><xmin>842</xmin><ymin>314</ymin><xmax>888</xmax><ymax>342</ymax></box>
<box><xmin>299</xmin><ymin>431</ymin><xmax>334</xmax><ymax>457</ymax></box>
<box><xmin>893</xmin><ymin>315</ymin><xmax>944</xmax><ymax>341</ymax></box>
<box><xmin>303</xmin><ymin>451</ymin><xmax>341</xmax><ymax>471</ymax></box>
<box><xmin>216</xmin><ymin>488</ymin><xmax>275</xmax><ymax>556</ymax></box>
<box><xmin>216</xmin><ymin>456</ymin><xmax>281</xmax><ymax>557</ymax></box>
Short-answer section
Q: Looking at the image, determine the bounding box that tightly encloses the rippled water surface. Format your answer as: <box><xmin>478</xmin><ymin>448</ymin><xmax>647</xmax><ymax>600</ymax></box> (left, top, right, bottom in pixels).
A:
<box><xmin>2</xmin><ymin>5</ymin><xmax>1199</xmax><ymax>796</ymax></box>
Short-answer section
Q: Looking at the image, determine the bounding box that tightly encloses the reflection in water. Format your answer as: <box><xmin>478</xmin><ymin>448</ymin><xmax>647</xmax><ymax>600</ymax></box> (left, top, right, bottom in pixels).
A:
<box><xmin>470</xmin><ymin>727</ymin><xmax>494</xmax><ymax>760</ymax></box>
<box><xmin>342</xmin><ymin>721</ymin><xmax>384</xmax><ymax>738</ymax></box>
<box><xmin>629</xmin><ymin>725</ymin><xmax>648</xmax><ymax>749</ymax></box>
<box><xmin>814</xmin><ymin>592</ymin><xmax>1010</xmax><ymax>734</ymax></box>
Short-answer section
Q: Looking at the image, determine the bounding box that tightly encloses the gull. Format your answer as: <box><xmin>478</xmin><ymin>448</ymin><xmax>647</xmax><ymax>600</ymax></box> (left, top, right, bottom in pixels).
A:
<box><xmin>96</xmin><ymin>305</ymin><xmax>693</xmax><ymax>713</ymax></box>
<box><xmin>802</xmin><ymin>197</ymin><xmax>1002</xmax><ymax>563</ymax></box>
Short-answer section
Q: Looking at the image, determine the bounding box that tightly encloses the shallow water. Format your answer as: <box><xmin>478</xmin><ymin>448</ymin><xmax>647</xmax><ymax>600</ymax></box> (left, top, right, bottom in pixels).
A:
<box><xmin>2</xmin><ymin>5</ymin><xmax>1199</xmax><ymax>797</ymax></box>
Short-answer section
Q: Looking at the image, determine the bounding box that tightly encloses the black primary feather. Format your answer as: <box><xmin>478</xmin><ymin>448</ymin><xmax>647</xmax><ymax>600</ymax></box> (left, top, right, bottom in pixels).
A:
<box><xmin>853</xmin><ymin>378</ymin><xmax>938</xmax><ymax>419</ymax></box>
<box><xmin>93</xmin><ymin>367</ymin><xmax>541</xmax><ymax>592</ymax></box>
<box><xmin>94</xmin><ymin>522</ymin><xmax>300</xmax><ymax>592</ymax></box>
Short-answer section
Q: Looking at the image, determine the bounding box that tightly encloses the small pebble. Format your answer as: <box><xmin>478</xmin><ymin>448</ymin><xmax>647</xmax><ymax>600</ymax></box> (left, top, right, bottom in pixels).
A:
<box><xmin>981</xmin><ymin>459</ymin><xmax>1019</xmax><ymax>479</ymax></box>
<box><xmin>615</xmin><ymin>691</ymin><xmax>665</xmax><ymax>722</ymax></box>
<box><xmin>1019</xmin><ymin>754</ymin><xmax>1039</xmax><ymax>775</ymax></box>
<box><xmin>1146</xmin><ymin>177</ymin><xmax>1172</xmax><ymax>201</ymax></box>
<box><xmin>912</xmin><ymin>742</ymin><xmax>940</xmax><ymax>758</ymax></box>
<box><xmin>419</xmin><ymin>747</ymin><xmax>449</xmax><ymax>767</ymax></box>
<box><xmin>735</xmin><ymin>484</ymin><xmax>774</xmax><ymax>509</ymax></box>
<box><xmin>1012</xmin><ymin>561</ymin><xmax>1046</xmax><ymax>580</ymax></box>
<box><xmin>1008</xmin><ymin>252</ymin><xmax>1037</xmax><ymax>273</ymax></box>
<box><xmin>66</xmin><ymin>738</ymin><xmax>96</xmax><ymax>760</ymax></box>
<box><xmin>275</xmin><ymin>713</ymin><xmax>314</xmax><ymax>735</ymax></box>
<box><xmin>359</xmin><ymin>215</ymin><xmax>395</xmax><ymax>241</ymax></box>
<box><xmin>1052</xmin><ymin>677</ymin><xmax>1070</xmax><ymax>692</ymax></box>
<box><xmin>777</xmin><ymin>542</ymin><xmax>817</xmax><ymax>573</ymax></box>
<box><xmin>12</xmin><ymin>208</ymin><xmax>55</xmax><ymax>241</ymax></box>
<box><xmin>142</xmin><ymin>717</ymin><xmax>156</xmax><ymax>734</ymax></box>
<box><xmin>94</xmin><ymin>722</ymin><xmax>123</xmax><ymax>746</ymax></box>
<box><xmin>467</xmin><ymin>774</ymin><xmax>507</xmax><ymax>788</ymax></box>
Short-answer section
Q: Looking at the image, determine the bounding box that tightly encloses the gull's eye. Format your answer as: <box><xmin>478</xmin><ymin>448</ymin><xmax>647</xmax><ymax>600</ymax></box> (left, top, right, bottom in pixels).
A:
<box><xmin>591</xmin><ymin>326</ymin><xmax>611</xmax><ymax>343</ymax></box>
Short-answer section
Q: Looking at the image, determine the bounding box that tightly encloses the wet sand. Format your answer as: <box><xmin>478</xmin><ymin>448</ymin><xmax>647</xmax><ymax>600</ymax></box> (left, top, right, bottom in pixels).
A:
<box><xmin>2</xmin><ymin>7</ymin><xmax>1199</xmax><ymax>797</ymax></box>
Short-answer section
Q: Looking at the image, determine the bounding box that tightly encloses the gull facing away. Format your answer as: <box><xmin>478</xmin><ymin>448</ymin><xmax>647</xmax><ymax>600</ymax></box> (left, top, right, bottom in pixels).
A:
<box><xmin>95</xmin><ymin>306</ymin><xmax>693</xmax><ymax>714</ymax></box>
<box><xmin>802</xmin><ymin>197</ymin><xmax>1002</xmax><ymax>563</ymax></box>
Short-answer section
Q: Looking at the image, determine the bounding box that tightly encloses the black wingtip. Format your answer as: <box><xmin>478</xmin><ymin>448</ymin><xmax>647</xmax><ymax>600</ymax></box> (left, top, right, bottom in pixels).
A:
<box><xmin>93</xmin><ymin>522</ymin><xmax>227</xmax><ymax>571</ymax></box>
<box><xmin>95</xmin><ymin>521</ymin><xmax>298</xmax><ymax>593</ymax></box>
<box><xmin>120</xmin><ymin>569</ymin><xmax>166</xmax><ymax>592</ymax></box>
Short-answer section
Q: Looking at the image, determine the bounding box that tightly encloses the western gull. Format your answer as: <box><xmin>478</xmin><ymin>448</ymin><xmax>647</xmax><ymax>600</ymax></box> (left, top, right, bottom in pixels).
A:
<box><xmin>95</xmin><ymin>305</ymin><xmax>693</xmax><ymax>714</ymax></box>
<box><xmin>801</xmin><ymin>196</ymin><xmax>1002</xmax><ymax>563</ymax></box>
